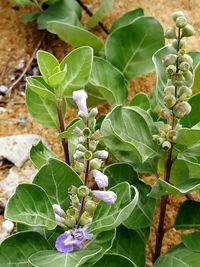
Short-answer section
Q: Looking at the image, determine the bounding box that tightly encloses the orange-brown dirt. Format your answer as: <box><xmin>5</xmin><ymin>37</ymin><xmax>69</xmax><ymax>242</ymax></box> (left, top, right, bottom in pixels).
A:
<box><xmin>0</xmin><ymin>0</ymin><xmax>200</xmax><ymax>266</ymax></box>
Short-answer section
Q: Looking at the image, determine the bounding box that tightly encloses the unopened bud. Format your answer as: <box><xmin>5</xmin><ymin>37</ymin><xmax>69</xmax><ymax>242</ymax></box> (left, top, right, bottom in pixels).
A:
<box><xmin>183</xmin><ymin>71</ymin><xmax>193</xmax><ymax>82</ymax></box>
<box><xmin>173</xmin><ymin>101</ymin><xmax>191</xmax><ymax>117</ymax></box>
<box><xmin>77</xmin><ymin>185</ymin><xmax>90</xmax><ymax>197</ymax></box>
<box><xmin>172</xmin><ymin>39</ymin><xmax>186</xmax><ymax>50</ymax></box>
<box><xmin>179</xmin><ymin>61</ymin><xmax>190</xmax><ymax>72</ymax></box>
<box><xmin>66</xmin><ymin>207</ymin><xmax>79</xmax><ymax>219</ymax></box>
<box><xmin>65</xmin><ymin>214</ymin><xmax>76</xmax><ymax>228</ymax></box>
<box><xmin>160</xmin><ymin>108</ymin><xmax>172</xmax><ymax>119</ymax></box>
<box><xmin>80</xmin><ymin>212</ymin><xmax>92</xmax><ymax>226</ymax></box>
<box><xmin>171</xmin><ymin>73</ymin><xmax>185</xmax><ymax>86</ymax></box>
<box><xmin>162</xmin><ymin>141</ymin><xmax>171</xmax><ymax>150</ymax></box>
<box><xmin>89</xmin><ymin>108</ymin><xmax>98</xmax><ymax>118</ymax></box>
<box><xmin>180</xmin><ymin>54</ymin><xmax>193</xmax><ymax>66</ymax></box>
<box><xmin>73</xmin><ymin>127</ymin><xmax>82</xmax><ymax>136</ymax></box>
<box><xmin>84</xmin><ymin>199</ymin><xmax>96</xmax><ymax>213</ymax></box>
<box><xmin>84</xmin><ymin>150</ymin><xmax>93</xmax><ymax>160</ymax></box>
<box><xmin>70</xmin><ymin>194</ymin><xmax>80</xmax><ymax>208</ymax></box>
<box><xmin>166</xmin><ymin>65</ymin><xmax>176</xmax><ymax>76</ymax></box>
<box><xmin>165</xmin><ymin>27</ymin><xmax>177</xmax><ymax>39</ymax></box>
<box><xmin>74</xmin><ymin>161</ymin><xmax>85</xmax><ymax>173</ymax></box>
<box><xmin>164</xmin><ymin>94</ymin><xmax>176</xmax><ymax>108</ymax></box>
<box><xmin>164</xmin><ymin>85</ymin><xmax>175</xmax><ymax>95</ymax></box>
<box><xmin>55</xmin><ymin>214</ymin><xmax>66</xmax><ymax>225</ymax></box>
<box><xmin>78</xmin><ymin>136</ymin><xmax>85</xmax><ymax>143</ymax></box>
<box><xmin>157</xmin><ymin>137</ymin><xmax>165</xmax><ymax>145</ymax></box>
<box><xmin>68</xmin><ymin>185</ymin><xmax>78</xmax><ymax>195</ymax></box>
<box><xmin>176</xmin><ymin>16</ymin><xmax>187</xmax><ymax>28</ymax></box>
<box><xmin>92</xmin><ymin>169</ymin><xmax>108</xmax><ymax>188</ymax></box>
<box><xmin>2</xmin><ymin>220</ymin><xmax>14</xmax><ymax>234</ymax></box>
<box><xmin>53</xmin><ymin>204</ymin><xmax>66</xmax><ymax>218</ymax></box>
<box><xmin>76</xmin><ymin>144</ymin><xmax>86</xmax><ymax>152</ymax></box>
<box><xmin>163</xmin><ymin>54</ymin><xmax>177</xmax><ymax>67</ymax></box>
<box><xmin>172</xmin><ymin>11</ymin><xmax>184</xmax><ymax>22</ymax></box>
<box><xmin>78</xmin><ymin>111</ymin><xmax>87</xmax><ymax>122</ymax></box>
<box><xmin>166</xmin><ymin>130</ymin><xmax>176</xmax><ymax>142</ymax></box>
<box><xmin>74</xmin><ymin>150</ymin><xmax>84</xmax><ymax>160</ymax></box>
<box><xmin>91</xmin><ymin>130</ymin><xmax>102</xmax><ymax>140</ymax></box>
<box><xmin>89</xmin><ymin>140</ymin><xmax>99</xmax><ymax>151</ymax></box>
<box><xmin>93</xmin><ymin>150</ymin><xmax>109</xmax><ymax>160</ymax></box>
<box><xmin>89</xmin><ymin>158</ymin><xmax>103</xmax><ymax>170</ymax></box>
<box><xmin>181</xmin><ymin>24</ymin><xmax>195</xmax><ymax>37</ymax></box>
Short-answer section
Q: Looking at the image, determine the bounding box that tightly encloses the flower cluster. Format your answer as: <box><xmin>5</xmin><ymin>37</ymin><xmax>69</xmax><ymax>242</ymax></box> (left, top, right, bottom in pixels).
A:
<box><xmin>54</xmin><ymin>89</ymin><xmax>117</xmax><ymax>253</ymax></box>
<box><xmin>153</xmin><ymin>11</ymin><xmax>195</xmax><ymax>150</ymax></box>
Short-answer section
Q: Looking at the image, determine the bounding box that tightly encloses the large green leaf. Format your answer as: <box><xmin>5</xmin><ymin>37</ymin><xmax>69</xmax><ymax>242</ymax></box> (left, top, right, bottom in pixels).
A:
<box><xmin>47</xmin><ymin>21</ymin><xmax>103</xmax><ymax>53</ymax></box>
<box><xmin>0</xmin><ymin>231</ymin><xmax>51</xmax><ymax>267</ymax></box>
<box><xmin>153</xmin><ymin>243</ymin><xmax>200</xmax><ymax>267</ymax></box>
<box><xmin>176</xmin><ymin>128</ymin><xmax>200</xmax><ymax>146</ymax></box>
<box><xmin>29</xmin><ymin>230</ymin><xmax>115</xmax><ymax>267</ymax></box>
<box><xmin>59</xmin><ymin>46</ymin><xmax>93</xmax><ymax>96</ymax></box>
<box><xmin>182</xmin><ymin>232</ymin><xmax>200</xmax><ymax>253</ymax></box>
<box><xmin>30</xmin><ymin>140</ymin><xmax>57</xmax><ymax>169</ymax></box>
<box><xmin>85</xmin><ymin>0</ymin><xmax>115</xmax><ymax>30</ymax></box>
<box><xmin>130</xmin><ymin>92</ymin><xmax>150</xmax><ymax>110</ymax></box>
<box><xmin>110</xmin><ymin>8</ymin><xmax>144</xmax><ymax>33</ymax></box>
<box><xmin>149</xmin><ymin>178</ymin><xmax>200</xmax><ymax>198</ymax></box>
<box><xmin>175</xmin><ymin>200</ymin><xmax>200</xmax><ymax>230</ymax></box>
<box><xmin>86</xmin><ymin>57</ymin><xmax>128</xmax><ymax>106</ymax></box>
<box><xmin>109</xmin><ymin>226</ymin><xmax>145</xmax><ymax>267</ymax></box>
<box><xmin>178</xmin><ymin>143</ymin><xmax>200</xmax><ymax>165</ymax></box>
<box><xmin>101</xmin><ymin>105</ymin><xmax>161</xmax><ymax>172</ymax></box>
<box><xmin>104</xmin><ymin>163</ymin><xmax>156</xmax><ymax>229</ymax></box>
<box><xmin>95</xmin><ymin>254</ymin><xmax>136</xmax><ymax>266</ymax></box>
<box><xmin>106</xmin><ymin>16</ymin><xmax>164</xmax><ymax>80</ymax></box>
<box><xmin>89</xmin><ymin>182</ymin><xmax>139</xmax><ymax>234</ymax></box>
<box><xmin>190</xmin><ymin>51</ymin><xmax>200</xmax><ymax>94</ymax></box>
<box><xmin>37</xmin><ymin>0</ymin><xmax>81</xmax><ymax>29</ymax></box>
<box><xmin>150</xmin><ymin>45</ymin><xmax>176</xmax><ymax>109</ymax></box>
<box><xmin>26</xmin><ymin>84</ymin><xmax>66</xmax><ymax>129</ymax></box>
<box><xmin>5</xmin><ymin>184</ymin><xmax>56</xmax><ymax>230</ymax></box>
<box><xmin>33</xmin><ymin>158</ymin><xmax>83</xmax><ymax>209</ymax></box>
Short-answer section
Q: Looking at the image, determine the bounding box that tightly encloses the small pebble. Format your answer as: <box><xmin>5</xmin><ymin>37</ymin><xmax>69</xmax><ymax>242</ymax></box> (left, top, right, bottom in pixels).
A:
<box><xmin>0</xmin><ymin>85</ymin><xmax>8</xmax><ymax>94</ymax></box>
<box><xmin>17</xmin><ymin>59</ymin><xmax>25</xmax><ymax>70</ymax></box>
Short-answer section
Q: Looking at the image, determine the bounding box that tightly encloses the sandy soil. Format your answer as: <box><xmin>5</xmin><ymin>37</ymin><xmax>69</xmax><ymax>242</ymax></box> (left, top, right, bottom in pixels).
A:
<box><xmin>0</xmin><ymin>0</ymin><xmax>200</xmax><ymax>265</ymax></box>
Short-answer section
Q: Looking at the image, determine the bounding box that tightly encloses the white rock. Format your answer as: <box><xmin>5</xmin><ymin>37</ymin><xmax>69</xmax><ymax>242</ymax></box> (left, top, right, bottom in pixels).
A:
<box><xmin>0</xmin><ymin>85</ymin><xmax>8</xmax><ymax>94</ymax></box>
<box><xmin>0</xmin><ymin>134</ymin><xmax>44</xmax><ymax>167</ymax></box>
<box><xmin>17</xmin><ymin>59</ymin><xmax>25</xmax><ymax>70</ymax></box>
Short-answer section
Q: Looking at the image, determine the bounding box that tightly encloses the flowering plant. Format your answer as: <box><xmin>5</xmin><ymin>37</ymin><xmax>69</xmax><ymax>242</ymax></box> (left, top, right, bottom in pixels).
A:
<box><xmin>1</xmin><ymin>9</ymin><xmax>200</xmax><ymax>267</ymax></box>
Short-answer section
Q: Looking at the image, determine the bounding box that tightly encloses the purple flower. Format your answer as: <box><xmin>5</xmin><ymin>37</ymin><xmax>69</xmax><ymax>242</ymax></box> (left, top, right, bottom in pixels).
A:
<box><xmin>92</xmin><ymin>190</ymin><xmax>117</xmax><ymax>204</ymax></box>
<box><xmin>73</xmin><ymin>90</ymin><xmax>88</xmax><ymax>114</ymax></box>
<box><xmin>92</xmin><ymin>169</ymin><xmax>108</xmax><ymax>188</ymax></box>
<box><xmin>55</xmin><ymin>226</ymin><xmax>93</xmax><ymax>253</ymax></box>
<box><xmin>53</xmin><ymin>204</ymin><xmax>66</xmax><ymax>218</ymax></box>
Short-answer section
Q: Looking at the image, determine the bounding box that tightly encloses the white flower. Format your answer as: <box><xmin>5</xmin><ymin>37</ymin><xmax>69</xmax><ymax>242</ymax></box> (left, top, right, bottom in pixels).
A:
<box><xmin>73</xmin><ymin>90</ymin><xmax>88</xmax><ymax>114</ymax></box>
<box><xmin>92</xmin><ymin>169</ymin><xmax>108</xmax><ymax>188</ymax></box>
<box><xmin>93</xmin><ymin>150</ymin><xmax>109</xmax><ymax>160</ymax></box>
<box><xmin>92</xmin><ymin>190</ymin><xmax>117</xmax><ymax>204</ymax></box>
<box><xmin>74</xmin><ymin>150</ymin><xmax>84</xmax><ymax>160</ymax></box>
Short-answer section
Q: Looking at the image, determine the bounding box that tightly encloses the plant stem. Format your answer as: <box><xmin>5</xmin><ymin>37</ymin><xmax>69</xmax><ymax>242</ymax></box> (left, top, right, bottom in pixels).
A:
<box><xmin>76</xmin><ymin>0</ymin><xmax>109</xmax><ymax>35</ymax></box>
<box><xmin>56</xmin><ymin>100</ymin><xmax>70</xmax><ymax>165</ymax></box>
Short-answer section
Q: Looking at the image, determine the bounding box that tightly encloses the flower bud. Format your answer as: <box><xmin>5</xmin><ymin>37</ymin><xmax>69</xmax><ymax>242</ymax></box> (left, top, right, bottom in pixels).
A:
<box><xmin>164</xmin><ymin>27</ymin><xmax>177</xmax><ymax>39</ymax></box>
<box><xmin>73</xmin><ymin>127</ymin><xmax>82</xmax><ymax>136</ymax></box>
<box><xmin>173</xmin><ymin>101</ymin><xmax>191</xmax><ymax>117</ymax></box>
<box><xmin>2</xmin><ymin>220</ymin><xmax>14</xmax><ymax>234</ymax></box>
<box><xmin>162</xmin><ymin>141</ymin><xmax>171</xmax><ymax>150</ymax></box>
<box><xmin>74</xmin><ymin>150</ymin><xmax>84</xmax><ymax>160</ymax></box>
<box><xmin>82</xmin><ymin>127</ymin><xmax>91</xmax><ymax>137</ymax></box>
<box><xmin>178</xmin><ymin>86</ymin><xmax>192</xmax><ymax>100</ymax></box>
<box><xmin>76</xmin><ymin>144</ymin><xmax>86</xmax><ymax>152</ymax></box>
<box><xmin>166</xmin><ymin>65</ymin><xmax>176</xmax><ymax>76</ymax></box>
<box><xmin>80</xmin><ymin>212</ymin><xmax>92</xmax><ymax>226</ymax></box>
<box><xmin>172</xmin><ymin>39</ymin><xmax>185</xmax><ymax>50</ymax></box>
<box><xmin>181</xmin><ymin>24</ymin><xmax>195</xmax><ymax>37</ymax></box>
<box><xmin>68</xmin><ymin>185</ymin><xmax>78</xmax><ymax>195</ymax></box>
<box><xmin>152</xmin><ymin>134</ymin><xmax>159</xmax><ymax>141</ymax></box>
<box><xmin>65</xmin><ymin>214</ymin><xmax>76</xmax><ymax>228</ymax></box>
<box><xmin>164</xmin><ymin>85</ymin><xmax>175</xmax><ymax>95</ymax></box>
<box><xmin>159</xmin><ymin>124</ymin><xmax>172</xmax><ymax>133</ymax></box>
<box><xmin>53</xmin><ymin>204</ymin><xmax>66</xmax><ymax>218</ymax></box>
<box><xmin>70</xmin><ymin>194</ymin><xmax>80</xmax><ymax>208</ymax></box>
<box><xmin>78</xmin><ymin>111</ymin><xmax>88</xmax><ymax>122</ymax></box>
<box><xmin>176</xmin><ymin>16</ymin><xmax>187</xmax><ymax>28</ymax></box>
<box><xmin>89</xmin><ymin>108</ymin><xmax>98</xmax><ymax>118</ymax></box>
<box><xmin>92</xmin><ymin>190</ymin><xmax>117</xmax><ymax>204</ymax></box>
<box><xmin>171</xmin><ymin>73</ymin><xmax>185</xmax><ymax>86</ymax></box>
<box><xmin>157</xmin><ymin>137</ymin><xmax>165</xmax><ymax>145</ymax></box>
<box><xmin>89</xmin><ymin>158</ymin><xmax>103</xmax><ymax>170</ymax></box>
<box><xmin>92</xmin><ymin>169</ymin><xmax>108</xmax><ymax>188</ymax></box>
<box><xmin>180</xmin><ymin>54</ymin><xmax>193</xmax><ymax>66</ymax></box>
<box><xmin>84</xmin><ymin>150</ymin><xmax>93</xmax><ymax>160</ymax></box>
<box><xmin>73</xmin><ymin>90</ymin><xmax>88</xmax><ymax>114</ymax></box>
<box><xmin>163</xmin><ymin>54</ymin><xmax>177</xmax><ymax>67</ymax></box>
<box><xmin>91</xmin><ymin>130</ymin><xmax>102</xmax><ymax>140</ymax></box>
<box><xmin>66</xmin><ymin>207</ymin><xmax>79</xmax><ymax>219</ymax></box>
<box><xmin>74</xmin><ymin>161</ymin><xmax>85</xmax><ymax>173</ymax></box>
<box><xmin>89</xmin><ymin>140</ymin><xmax>99</xmax><ymax>151</ymax></box>
<box><xmin>84</xmin><ymin>199</ymin><xmax>96</xmax><ymax>213</ymax></box>
<box><xmin>183</xmin><ymin>71</ymin><xmax>193</xmax><ymax>82</ymax></box>
<box><xmin>166</xmin><ymin>130</ymin><xmax>176</xmax><ymax>142</ymax></box>
<box><xmin>55</xmin><ymin>214</ymin><xmax>66</xmax><ymax>225</ymax></box>
<box><xmin>164</xmin><ymin>94</ymin><xmax>176</xmax><ymax>108</ymax></box>
<box><xmin>78</xmin><ymin>136</ymin><xmax>85</xmax><ymax>143</ymax></box>
<box><xmin>77</xmin><ymin>185</ymin><xmax>90</xmax><ymax>197</ymax></box>
<box><xmin>93</xmin><ymin>150</ymin><xmax>109</xmax><ymax>160</ymax></box>
<box><xmin>160</xmin><ymin>108</ymin><xmax>172</xmax><ymax>119</ymax></box>
<box><xmin>179</xmin><ymin>61</ymin><xmax>190</xmax><ymax>72</ymax></box>
<box><xmin>172</xmin><ymin>11</ymin><xmax>184</xmax><ymax>21</ymax></box>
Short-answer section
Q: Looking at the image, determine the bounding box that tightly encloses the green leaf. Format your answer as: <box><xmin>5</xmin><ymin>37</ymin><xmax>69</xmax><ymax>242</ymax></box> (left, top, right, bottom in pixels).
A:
<box><xmin>21</xmin><ymin>11</ymin><xmax>41</xmax><ymax>24</ymax></box>
<box><xmin>33</xmin><ymin>158</ymin><xmax>83</xmax><ymax>209</ymax></box>
<box><xmin>26</xmin><ymin>76</ymin><xmax>57</xmax><ymax>101</ymax></box>
<box><xmin>153</xmin><ymin>243</ymin><xmax>200</xmax><ymax>267</ymax></box>
<box><xmin>95</xmin><ymin>254</ymin><xmax>136</xmax><ymax>266</ymax></box>
<box><xmin>101</xmin><ymin>105</ymin><xmax>161</xmax><ymax>172</ymax></box>
<box><xmin>48</xmin><ymin>66</ymin><xmax>68</xmax><ymax>88</ymax></box>
<box><xmin>190</xmin><ymin>51</ymin><xmax>200</xmax><ymax>94</ymax></box>
<box><xmin>182</xmin><ymin>232</ymin><xmax>200</xmax><ymax>253</ymax></box>
<box><xmin>175</xmin><ymin>200</ymin><xmax>200</xmax><ymax>230</ymax></box>
<box><xmin>30</xmin><ymin>140</ymin><xmax>57</xmax><ymax>169</ymax></box>
<box><xmin>130</xmin><ymin>92</ymin><xmax>150</xmax><ymax>110</ymax></box>
<box><xmin>170</xmin><ymin>159</ymin><xmax>189</xmax><ymax>184</ymax></box>
<box><xmin>26</xmin><ymin>84</ymin><xmax>66</xmax><ymax>129</ymax></box>
<box><xmin>29</xmin><ymin>230</ymin><xmax>115</xmax><ymax>267</ymax></box>
<box><xmin>85</xmin><ymin>0</ymin><xmax>115</xmax><ymax>30</ymax></box>
<box><xmin>89</xmin><ymin>182</ymin><xmax>139</xmax><ymax>235</ymax></box>
<box><xmin>110</xmin><ymin>8</ymin><xmax>144</xmax><ymax>32</ymax></box>
<box><xmin>150</xmin><ymin>45</ymin><xmax>176</xmax><ymax>109</ymax></box>
<box><xmin>0</xmin><ymin>231</ymin><xmax>51</xmax><ymax>267</ymax></box>
<box><xmin>37</xmin><ymin>0</ymin><xmax>81</xmax><ymax>29</ymax></box>
<box><xmin>149</xmin><ymin>178</ymin><xmax>200</xmax><ymax>198</ymax></box>
<box><xmin>47</xmin><ymin>21</ymin><xmax>103</xmax><ymax>53</ymax></box>
<box><xmin>180</xmin><ymin>93</ymin><xmax>200</xmax><ymax>128</ymax></box>
<box><xmin>5</xmin><ymin>184</ymin><xmax>56</xmax><ymax>230</ymax></box>
<box><xmin>37</xmin><ymin>50</ymin><xmax>59</xmax><ymax>83</ymax></box>
<box><xmin>178</xmin><ymin>143</ymin><xmax>200</xmax><ymax>165</ymax></box>
<box><xmin>176</xmin><ymin>128</ymin><xmax>200</xmax><ymax>146</ymax></box>
<box><xmin>104</xmin><ymin>163</ymin><xmax>156</xmax><ymax>229</ymax></box>
<box><xmin>86</xmin><ymin>57</ymin><xmax>128</xmax><ymax>106</ymax></box>
<box><xmin>106</xmin><ymin>16</ymin><xmax>164</xmax><ymax>80</ymax></box>
<box><xmin>59</xmin><ymin>46</ymin><xmax>93</xmax><ymax>96</ymax></box>
<box><xmin>109</xmin><ymin>225</ymin><xmax>145</xmax><ymax>267</ymax></box>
